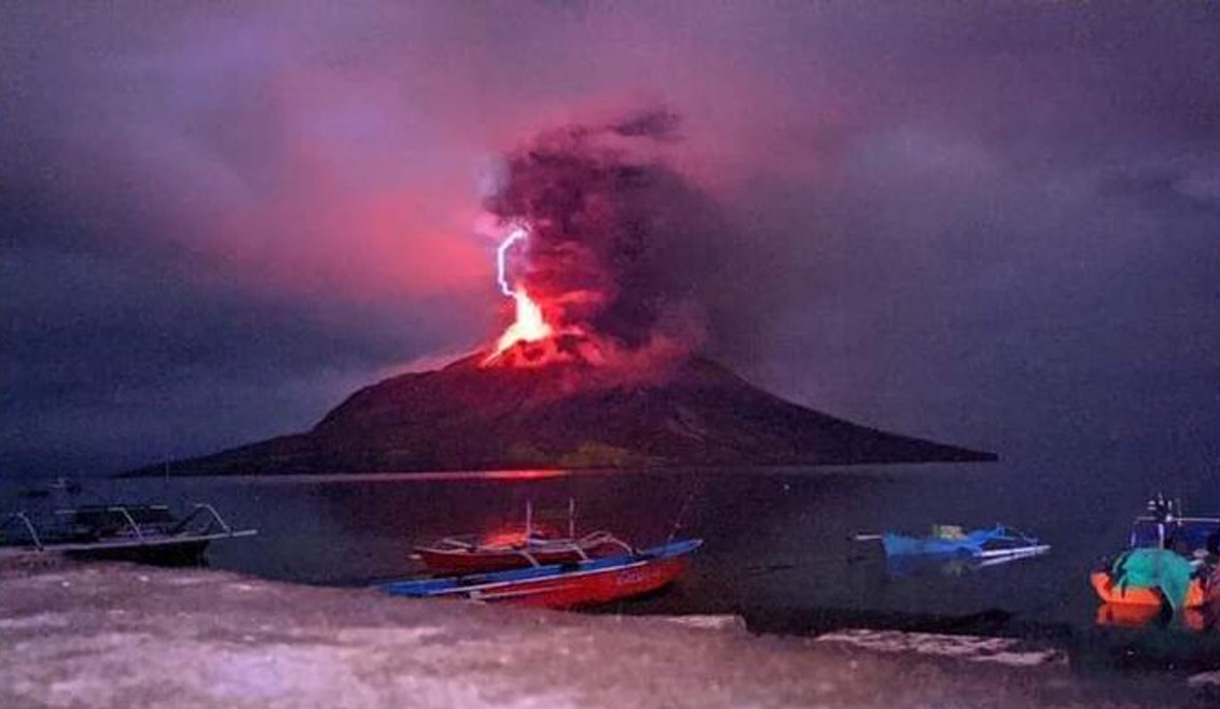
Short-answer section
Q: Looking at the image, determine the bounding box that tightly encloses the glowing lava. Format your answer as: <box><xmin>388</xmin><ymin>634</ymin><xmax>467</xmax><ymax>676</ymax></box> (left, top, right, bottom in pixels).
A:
<box><xmin>486</xmin><ymin>225</ymin><xmax>553</xmax><ymax>362</ymax></box>
<box><xmin>494</xmin><ymin>285</ymin><xmax>552</xmax><ymax>354</ymax></box>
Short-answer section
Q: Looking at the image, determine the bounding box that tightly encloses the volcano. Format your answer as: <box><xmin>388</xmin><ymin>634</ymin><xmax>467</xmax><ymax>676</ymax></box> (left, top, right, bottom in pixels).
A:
<box><xmin>135</xmin><ymin>113</ymin><xmax>996</xmax><ymax>477</ymax></box>
<box><xmin>135</xmin><ymin>349</ymin><xmax>994</xmax><ymax>477</ymax></box>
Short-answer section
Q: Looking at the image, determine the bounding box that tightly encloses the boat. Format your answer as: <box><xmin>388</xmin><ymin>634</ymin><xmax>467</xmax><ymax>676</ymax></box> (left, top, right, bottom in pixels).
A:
<box><xmin>412</xmin><ymin>500</ymin><xmax>634</xmax><ymax>574</ymax></box>
<box><xmin>380</xmin><ymin>538</ymin><xmax>702</xmax><ymax>610</ymax></box>
<box><xmin>1090</xmin><ymin>549</ymin><xmax>1207</xmax><ymax>609</ymax></box>
<box><xmin>874</xmin><ymin>524</ymin><xmax>1050</xmax><ymax>559</ymax></box>
<box><xmin>1</xmin><ymin>481</ymin><xmax>257</xmax><ymax>564</ymax></box>
<box><xmin>1089</xmin><ymin>494</ymin><xmax>1219</xmax><ymax>611</ymax></box>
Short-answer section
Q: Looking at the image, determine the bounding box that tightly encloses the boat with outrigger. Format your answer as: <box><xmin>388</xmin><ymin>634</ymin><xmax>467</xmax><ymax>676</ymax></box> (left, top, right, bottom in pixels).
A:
<box><xmin>856</xmin><ymin>524</ymin><xmax>1051</xmax><ymax>561</ymax></box>
<box><xmin>412</xmin><ymin>499</ymin><xmax>636</xmax><ymax>575</ymax></box>
<box><xmin>1090</xmin><ymin>493</ymin><xmax>1220</xmax><ymax>614</ymax></box>
<box><xmin>1</xmin><ymin>479</ymin><xmax>257</xmax><ymax>565</ymax></box>
<box><xmin>383</xmin><ymin>497</ymin><xmax>701</xmax><ymax>609</ymax></box>
<box><xmin>383</xmin><ymin>538</ymin><xmax>702</xmax><ymax>609</ymax></box>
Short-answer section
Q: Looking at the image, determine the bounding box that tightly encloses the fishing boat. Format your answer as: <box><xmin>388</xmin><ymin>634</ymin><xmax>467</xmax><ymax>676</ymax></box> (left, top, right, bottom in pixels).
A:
<box><xmin>1089</xmin><ymin>494</ymin><xmax>1219</xmax><ymax>611</ymax></box>
<box><xmin>870</xmin><ymin>524</ymin><xmax>1050</xmax><ymax>559</ymax></box>
<box><xmin>412</xmin><ymin>499</ymin><xmax>634</xmax><ymax>574</ymax></box>
<box><xmin>1</xmin><ymin>481</ymin><xmax>257</xmax><ymax>564</ymax></box>
<box><xmin>381</xmin><ymin>538</ymin><xmax>702</xmax><ymax>610</ymax></box>
<box><xmin>1089</xmin><ymin>549</ymin><xmax>1207</xmax><ymax>609</ymax></box>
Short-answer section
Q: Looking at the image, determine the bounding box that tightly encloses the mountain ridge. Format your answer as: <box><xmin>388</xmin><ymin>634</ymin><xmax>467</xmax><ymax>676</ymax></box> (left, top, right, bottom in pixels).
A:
<box><xmin>125</xmin><ymin>352</ymin><xmax>995</xmax><ymax>476</ymax></box>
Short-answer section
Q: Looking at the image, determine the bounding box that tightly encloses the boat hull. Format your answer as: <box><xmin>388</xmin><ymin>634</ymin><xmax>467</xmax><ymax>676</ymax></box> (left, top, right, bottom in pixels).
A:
<box><xmin>470</xmin><ymin>556</ymin><xmax>688</xmax><ymax>609</ymax></box>
<box><xmin>65</xmin><ymin>538</ymin><xmax>212</xmax><ymax>566</ymax></box>
<box><xmin>3</xmin><ymin>529</ymin><xmax>257</xmax><ymax>567</ymax></box>
<box><xmin>1089</xmin><ymin>571</ymin><xmax>1205</xmax><ymax>608</ymax></box>
<box><xmin>1095</xmin><ymin>603</ymin><xmax>1207</xmax><ymax>631</ymax></box>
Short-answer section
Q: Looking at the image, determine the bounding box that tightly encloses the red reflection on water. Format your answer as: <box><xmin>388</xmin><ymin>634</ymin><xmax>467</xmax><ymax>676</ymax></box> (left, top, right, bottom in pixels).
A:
<box><xmin>482</xmin><ymin>469</ymin><xmax>567</xmax><ymax>481</ymax></box>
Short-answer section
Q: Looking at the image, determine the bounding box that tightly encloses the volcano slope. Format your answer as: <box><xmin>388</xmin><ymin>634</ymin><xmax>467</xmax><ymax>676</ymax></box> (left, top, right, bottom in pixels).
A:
<box><xmin>135</xmin><ymin>352</ymin><xmax>994</xmax><ymax>476</ymax></box>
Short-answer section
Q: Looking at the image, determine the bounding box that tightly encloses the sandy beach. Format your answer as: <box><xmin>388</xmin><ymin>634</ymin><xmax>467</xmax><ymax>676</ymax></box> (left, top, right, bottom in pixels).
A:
<box><xmin>2</xmin><ymin>556</ymin><xmax>1216</xmax><ymax>709</ymax></box>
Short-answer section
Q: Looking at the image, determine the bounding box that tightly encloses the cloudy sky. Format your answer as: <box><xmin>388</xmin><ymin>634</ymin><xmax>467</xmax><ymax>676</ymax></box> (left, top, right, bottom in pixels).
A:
<box><xmin>2</xmin><ymin>1</ymin><xmax>1217</xmax><ymax>478</ymax></box>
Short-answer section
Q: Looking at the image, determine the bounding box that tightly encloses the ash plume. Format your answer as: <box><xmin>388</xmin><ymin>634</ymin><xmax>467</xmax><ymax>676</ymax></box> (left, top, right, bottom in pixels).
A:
<box><xmin>485</xmin><ymin>109</ymin><xmax>727</xmax><ymax>363</ymax></box>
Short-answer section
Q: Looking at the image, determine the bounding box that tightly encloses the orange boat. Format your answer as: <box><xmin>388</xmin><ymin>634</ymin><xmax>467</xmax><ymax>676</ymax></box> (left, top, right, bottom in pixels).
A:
<box><xmin>1090</xmin><ymin>494</ymin><xmax>1220</xmax><ymax>612</ymax></box>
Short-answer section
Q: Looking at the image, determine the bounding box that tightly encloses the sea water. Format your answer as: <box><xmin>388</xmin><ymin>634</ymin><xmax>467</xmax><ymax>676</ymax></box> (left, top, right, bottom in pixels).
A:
<box><xmin>5</xmin><ymin>463</ymin><xmax>1218</xmax><ymax>666</ymax></box>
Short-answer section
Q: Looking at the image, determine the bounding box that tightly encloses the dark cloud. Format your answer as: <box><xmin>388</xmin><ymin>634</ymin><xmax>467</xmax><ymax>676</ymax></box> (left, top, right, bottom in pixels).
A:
<box><xmin>485</xmin><ymin>111</ymin><xmax>726</xmax><ymax>353</ymax></box>
<box><xmin>2</xmin><ymin>2</ymin><xmax>1218</xmax><ymax>476</ymax></box>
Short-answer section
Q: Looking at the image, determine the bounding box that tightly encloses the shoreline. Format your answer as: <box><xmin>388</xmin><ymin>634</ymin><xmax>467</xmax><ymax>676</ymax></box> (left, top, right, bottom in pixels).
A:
<box><xmin>2</xmin><ymin>556</ymin><xmax>1216</xmax><ymax>709</ymax></box>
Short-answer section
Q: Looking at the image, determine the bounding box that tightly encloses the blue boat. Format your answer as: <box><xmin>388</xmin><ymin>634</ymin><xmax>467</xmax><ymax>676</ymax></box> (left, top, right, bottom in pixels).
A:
<box><xmin>878</xmin><ymin>525</ymin><xmax>1049</xmax><ymax>559</ymax></box>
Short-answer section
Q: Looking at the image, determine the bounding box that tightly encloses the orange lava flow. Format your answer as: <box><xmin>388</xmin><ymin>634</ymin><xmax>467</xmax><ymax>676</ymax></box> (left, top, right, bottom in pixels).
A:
<box><xmin>490</xmin><ymin>286</ymin><xmax>553</xmax><ymax>358</ymax></box>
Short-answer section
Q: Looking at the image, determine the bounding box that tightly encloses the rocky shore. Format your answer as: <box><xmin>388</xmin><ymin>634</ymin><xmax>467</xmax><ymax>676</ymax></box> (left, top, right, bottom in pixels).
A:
<box><xmin>1</xmin><ymin>557</ymin><xmax>1215</xmax><ymax>709</ymax></box>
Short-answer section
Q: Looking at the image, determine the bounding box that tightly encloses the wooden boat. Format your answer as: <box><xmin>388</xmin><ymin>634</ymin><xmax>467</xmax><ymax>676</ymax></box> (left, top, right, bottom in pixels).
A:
<box><xmin>1090</xmin><ymin>494</ymin><xmax>1219</xmax><ymax>611</ymax></box>
<box><xmin>381</xmin><ymin>538</ymin><xmax>702</xmax><ymax>610</ymax></box>
<box><xmin>874</xmin><ymin>525</ymin><xmax>1050</xmax><ymax>559</ymax></box>
<box><xmin>412</xmin><ymin>499</ymin><xmax>633</xmax><ymax>574</ymax></box>
<box><xmin>2</xmin><ymin>484</ymin><xmax>256</xmax><ymax>565</ymax></box>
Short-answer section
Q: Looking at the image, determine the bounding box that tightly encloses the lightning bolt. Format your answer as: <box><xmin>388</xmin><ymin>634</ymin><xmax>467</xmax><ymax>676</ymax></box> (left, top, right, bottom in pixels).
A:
<box><xmin>495</xmin><ymin>225</ymin><xmax>529</xmax><ymax>297</ymax></box>
<box><xmin>485</xmin><ymin>223</ymin><xmax>553</xmax><ymax>363</ymax></box>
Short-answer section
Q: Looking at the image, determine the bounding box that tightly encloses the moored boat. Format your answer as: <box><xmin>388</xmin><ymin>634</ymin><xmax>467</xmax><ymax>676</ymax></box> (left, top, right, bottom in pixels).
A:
<box><xmin>1089</xmin><ymin>494</ymin><xmax>1219</xmax><ymax>611</ymax></box>
<box><xmin>1</xmin><ymin>481</ymin><xmax>257</xmax><ymax>565</ymax></box>
<box><xmin>381</xmin><ymin>538</ymin><xmax>702</xmax><ymax>610</ymax></box>
<box><xmin>878</xmin><ymin>524</ymin><xmax>1050</xmax><ymax>559</ymax></box>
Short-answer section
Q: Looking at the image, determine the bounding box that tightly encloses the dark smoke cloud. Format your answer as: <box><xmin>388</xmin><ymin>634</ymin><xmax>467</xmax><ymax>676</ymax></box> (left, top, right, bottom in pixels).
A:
<box><xmin>486</xmin><ymin>109</ymin><xmax>733</xmax><ymax>358</ymax></box>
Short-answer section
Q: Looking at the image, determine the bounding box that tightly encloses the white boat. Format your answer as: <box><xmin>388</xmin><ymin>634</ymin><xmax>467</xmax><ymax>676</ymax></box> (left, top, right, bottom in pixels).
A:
<box><xmin>2</xmin><ymin>482</ymin><xmax>256</xmax><ymax>564</ymax></box>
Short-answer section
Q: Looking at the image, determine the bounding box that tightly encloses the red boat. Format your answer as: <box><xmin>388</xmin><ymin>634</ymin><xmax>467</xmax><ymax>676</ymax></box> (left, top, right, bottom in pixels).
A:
<box><xmin>381</xmin><ymin>538</ymin><xmax>702</xmax><ymax>610</ymax></box>
<box><xmin>412</xmin><ymin>500</ymin><xmax>634</xmax><ymax>574</ymax></box>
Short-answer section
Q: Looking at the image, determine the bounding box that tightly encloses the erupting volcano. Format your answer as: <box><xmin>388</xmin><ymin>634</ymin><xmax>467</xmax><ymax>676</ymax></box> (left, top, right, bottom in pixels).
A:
<box><xmin>484</xmin><ymin>225</ymin><xmax>558</xmax><ymax>365</ymax></box>
<box><xmin>131</xmin><ymin>111</ymin><xmax>995</xmax><ymax>477</ymax></box>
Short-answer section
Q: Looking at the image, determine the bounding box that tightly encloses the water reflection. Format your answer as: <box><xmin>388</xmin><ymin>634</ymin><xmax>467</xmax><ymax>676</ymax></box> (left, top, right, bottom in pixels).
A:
<box><xmin>2</xmin><ymin>462</ymin><xmax>1191</xmax><ymax>636</ymax></box>
<box><xmin>883</xmin><ymin>547</ymin><xmax>1052</xmax><ymax>578</ymax></box>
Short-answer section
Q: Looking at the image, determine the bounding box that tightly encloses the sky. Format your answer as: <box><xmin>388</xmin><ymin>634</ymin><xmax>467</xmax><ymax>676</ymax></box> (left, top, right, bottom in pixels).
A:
<box><xmin>2</xmin><ymin>1</ymin><xmax>1218</xmax><ymax>479</ymax></box>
